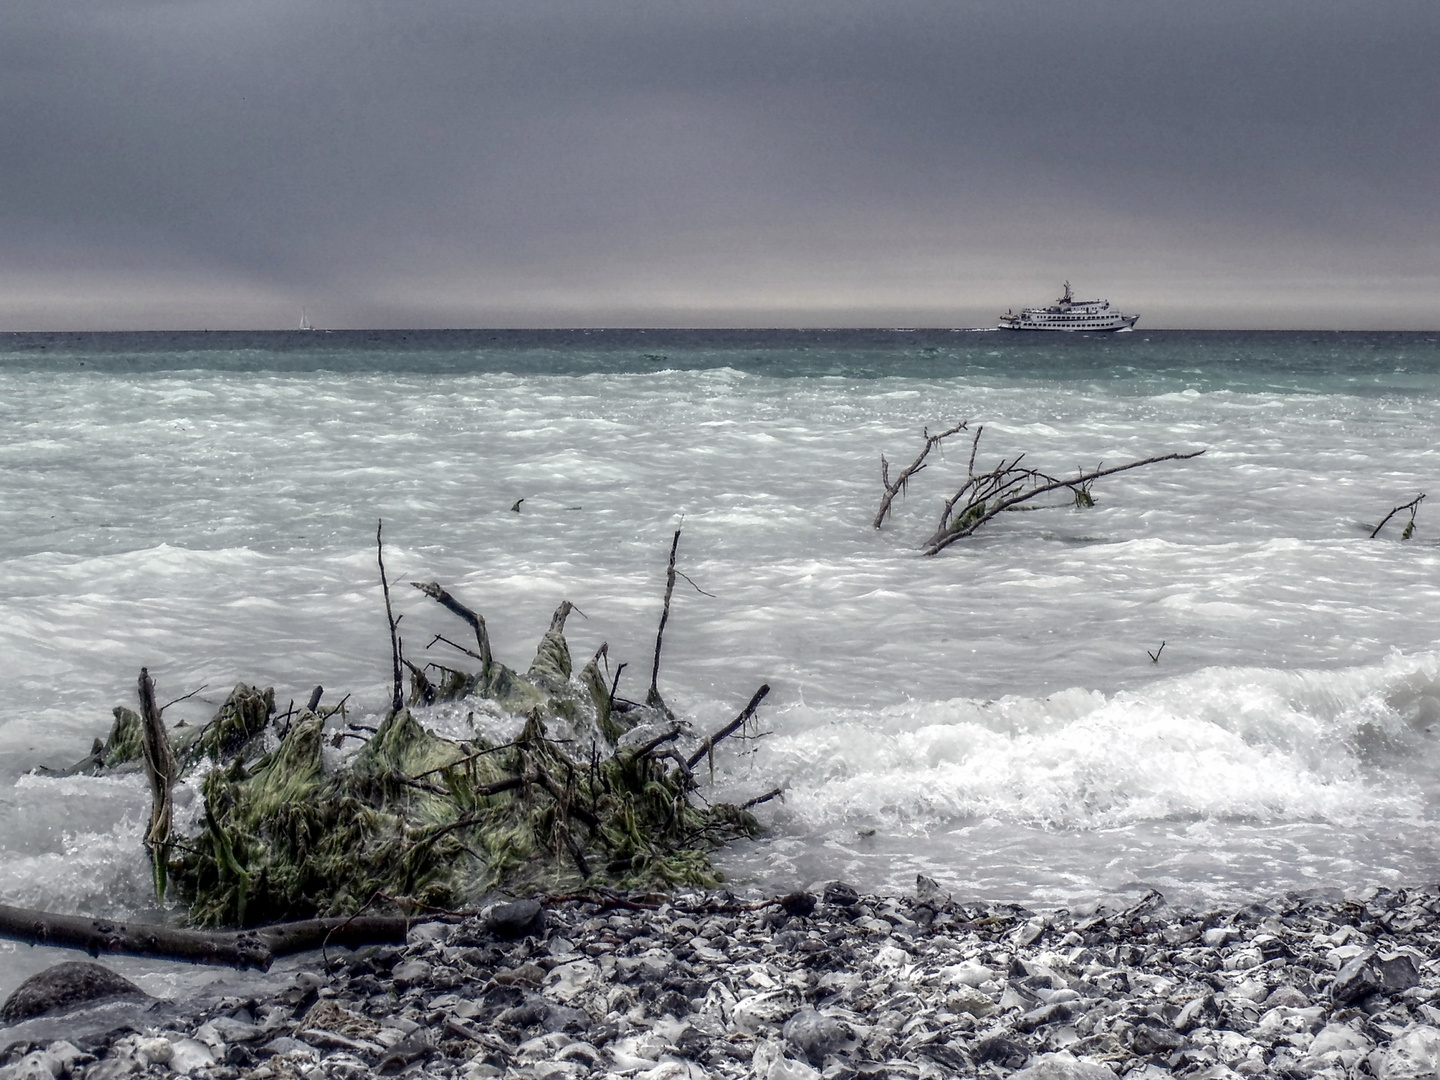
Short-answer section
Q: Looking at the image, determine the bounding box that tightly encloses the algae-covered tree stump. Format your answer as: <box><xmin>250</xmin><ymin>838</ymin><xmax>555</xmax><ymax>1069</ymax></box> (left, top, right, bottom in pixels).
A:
<box><xmin>12</xmin><ymin>523</ymin><xmax>773</xmax><ymax>950</ymax></box>
<box><xmin>165</xmin><ymin>593</ymin><xmax>768</xmax><ymax>927</ymax></box>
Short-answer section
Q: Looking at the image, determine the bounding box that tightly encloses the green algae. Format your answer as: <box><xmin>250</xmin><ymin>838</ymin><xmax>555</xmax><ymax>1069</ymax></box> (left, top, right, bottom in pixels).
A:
<box><xmin>153</xmin><ymin>602</ymin><xmax>761</xmax><ymax>928</ymax></box>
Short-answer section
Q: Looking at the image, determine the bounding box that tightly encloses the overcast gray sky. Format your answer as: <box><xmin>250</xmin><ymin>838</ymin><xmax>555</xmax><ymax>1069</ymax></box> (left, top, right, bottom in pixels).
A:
<box><xmin>2</xmin><ymin>0</ymin><xmax>1437</xmax><ymax>330</ymax></box>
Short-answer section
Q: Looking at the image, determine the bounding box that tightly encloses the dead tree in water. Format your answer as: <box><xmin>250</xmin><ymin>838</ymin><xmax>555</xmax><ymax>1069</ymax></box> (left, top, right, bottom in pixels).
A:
<box><xmin>876</xmin><ymin>422</ymin><xmax>1205</xmax><ymax>555</ymax></box>
<box><xmin>1371</xmin><ymin>493</ymin><xmax>1425</xmax><ymax>539</ymax></box>
<box><xmin>922</xmin><ymin>438</ymin><xmax>1206</xmax><ymax>555</ymax></box>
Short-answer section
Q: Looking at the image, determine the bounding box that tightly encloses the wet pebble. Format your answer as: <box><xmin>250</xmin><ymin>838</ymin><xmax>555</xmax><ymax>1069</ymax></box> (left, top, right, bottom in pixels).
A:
<box><xmin>13</xmin><ymin>880</ymin><xmax>1440</xmax><ymax>1078</ymax></box>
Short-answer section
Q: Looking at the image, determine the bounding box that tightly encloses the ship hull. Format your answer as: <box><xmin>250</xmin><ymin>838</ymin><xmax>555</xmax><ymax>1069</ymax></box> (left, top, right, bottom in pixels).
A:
<box><xmin>997</xmin><ymin>317</ymin><xmax>1139</xmax><ymax>332</ymax></box>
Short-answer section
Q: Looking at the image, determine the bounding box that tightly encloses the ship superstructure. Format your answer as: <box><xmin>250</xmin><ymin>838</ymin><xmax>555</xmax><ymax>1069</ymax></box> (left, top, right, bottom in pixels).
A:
<box><xmin>999</xmin><ymin>283</ymin><xmax>1139</xmax><ymax>332</ymax></box>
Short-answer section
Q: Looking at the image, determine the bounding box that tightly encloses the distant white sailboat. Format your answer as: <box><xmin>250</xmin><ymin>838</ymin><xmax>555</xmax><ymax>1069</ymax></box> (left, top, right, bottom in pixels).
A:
<box><xmin>299</xmin><ymin>308</ymin><xmax>314</xmax><ymax>331</ymax></box>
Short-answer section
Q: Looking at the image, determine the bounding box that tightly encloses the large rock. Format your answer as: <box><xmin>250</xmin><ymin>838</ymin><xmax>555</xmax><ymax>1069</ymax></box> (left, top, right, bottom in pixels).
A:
<box><xmin>1379</xmin><ymin>1025</ymin><xmax>1440</xmax><ymax>1080</ymax></box>
<box><xmin>1011</xmin><ymin>1052</ymin><xmax>1118</xmax><ymax>1079</ymax></box>
<box><xmin>1</xmin><ymin>961</ymin><xmax>148</xmax><ymax>1022</ymax></box>
<box><xmin>1332</xmin><ymin>954</ymin><xmax>1382</xmax><ymax>1005</ymax></box>
<box><xmin>486</xmin><ymin>899</ymin><xmax>546</xmax><ymax>939</ymax></box>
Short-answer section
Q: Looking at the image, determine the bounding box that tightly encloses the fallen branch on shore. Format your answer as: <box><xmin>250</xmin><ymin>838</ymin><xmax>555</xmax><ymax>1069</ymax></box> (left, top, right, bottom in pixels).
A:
<box><xmin>0</xmin><ymin>903</ymin><xmax>409</xmax><ymax>970</ymax></box>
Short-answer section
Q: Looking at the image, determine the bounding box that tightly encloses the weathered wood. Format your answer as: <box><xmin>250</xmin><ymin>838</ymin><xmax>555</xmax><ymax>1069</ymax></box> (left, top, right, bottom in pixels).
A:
<box><xmin>137</xmin><ymin>668</ymin><xmax>177</xmax><ymax>902</ymax></box>
<box><xmin>873</xmin><ymin>421</ymin><xmax>969</xmax><ymax>529</ymax></box>
<box><xmin>377</xmin><ymin>520</ymin><xmax>404</xmax><ymax>715</ymax></box>
<box><xmin>411</xmin><ymin>581</ymin><xmax>493</xmax><ymax>678</ymax></box>
<box><xmin>0</xmin><ymin>902</ymin><xmax>410</xmax><ymax>971</ymax></box>
<box><xmin>922</xmin><ymin>447</ymin><xmax>1207</xmax><ymax>555</ymax></box>
<box><xmin>648</xmin><ymin>528</ymin><xmax>682</xmax><ymax>709</ymax></box>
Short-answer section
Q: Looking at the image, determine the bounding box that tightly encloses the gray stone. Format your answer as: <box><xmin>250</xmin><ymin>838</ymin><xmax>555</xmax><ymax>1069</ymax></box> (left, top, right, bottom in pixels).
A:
<box><xmin>782</xmin><ymin>1008</ymin><xmax>854</xmax><ymax>1066</ymax></box>
<box><xmin>391</xmin><ymin>959</ymin><xmax>433</xmax><ymax>988</ymax></box>
<box><xmin>914</xmin><ymin>874</ymin><xmax>951</xmax><ymax>908</ymax></box>
<box><xmin>166</xmin><ymin>1039</ymin><xmax>216</xmax><ymax>1077</ymax></box>
<box><xmin>823</xmin><ymin>883</ymin><xmax>859</xmax><ymax>908</ymax></box>
<box><xmin>1130</xmin><ymin>1020</ymin><xmax>1185</xmax><ymax>1055</ymax></box>
<box><xmin>1011</xmin><ymin>1053</ymin><xmax>1119</xmax><ymax>1080</ymax></box>
<box><xmin>542</xmin><ymin>1004</ymin><xmax>590</xmax><ymax>1033</ymax></box>
<box><xmin>377</xmin><ymin>1027</ymin><xmax>438</xmax><ymax>1073</ymax></box>
<box><xmin>1378</xmin><ymin>955</ymin><xmax>1423</xmax><ymax>995</ymax></box>
<box><xmin>1333</xmin><ymin>955</ymin><xmax>1382</xmax><ymax>1005</ymax></box>
<box><xmin>486</xmin><ymin>899</ymin><xmax>546</xmax><ymax>939</ymax></box>
<box><xmin>0</xmin><ymin>962</ymin><xmax>148</xmax><ymax>1023</ymax></box>
<box><xmin>1378</xmin><ymin>1024</ymin><xmax>1440</xmax><ymax>1080</ymax></box>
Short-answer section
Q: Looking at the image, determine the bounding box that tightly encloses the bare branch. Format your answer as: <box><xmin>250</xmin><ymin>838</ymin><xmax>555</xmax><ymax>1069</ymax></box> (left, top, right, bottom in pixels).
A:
<box><xmin>922</xmin><ymin>441</ymin><xmax>1207</xmax><ymax>555</ymax></box>
<box><xmin>1370</xmin><ymin>493</ymin><xmax>1426</xmax><ymax>539</ymax></box>
<box><xmin>411</xmin><ymin>580</ymin><xmax>492</xmax><ymax>679</ymax></box>
<box><xmin>159</xmin><ymin>683</ymin><xmax>209</xmax><ymax>712</ymax></box>
<box><xmin>741</xmin><ymin>787</ymin><xmax>785</xmax><ymax>809</ymax></box>
<box><xmin>873</xmin><ymin>421</ymin><xmax>970</xmax><ymax>529</ymax></box>
<box><xmin>685</xmin><ymin>684</ymin><xmax>771</xmax><ymax>770</ymax></box>
<box><xmin>377</xmin><ymin>520</ymin><xmax>403</xmax><ymax>715</ymax></box>
<box><xmin>648</xmin><ymin>527</ymin><xmax>682</xmax><ymax>709</ymax></box>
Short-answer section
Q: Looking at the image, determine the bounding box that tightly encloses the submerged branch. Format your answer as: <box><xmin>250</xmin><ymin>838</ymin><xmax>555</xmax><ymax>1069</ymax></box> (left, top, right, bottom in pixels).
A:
<box><xmin>922</xmin><ymin>447</ymin><xmax>1207</xmax><ymax>555</ymax></box>
<box><xmin>1370</xmin><ymin>493</ymin><xmax>1426</xmax><ymax>539</ymax></box>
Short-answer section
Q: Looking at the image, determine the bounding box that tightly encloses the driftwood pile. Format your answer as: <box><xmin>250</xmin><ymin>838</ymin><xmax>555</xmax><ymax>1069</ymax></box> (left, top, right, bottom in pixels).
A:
<box><xmin>4</xmin><ymin>526</ymin><xmax>773</xmax><ymax>965</ymax></box>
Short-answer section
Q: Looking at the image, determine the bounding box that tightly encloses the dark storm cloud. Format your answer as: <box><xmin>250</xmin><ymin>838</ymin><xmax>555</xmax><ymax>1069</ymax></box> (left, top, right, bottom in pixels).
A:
<box><xmin>2</xmin><ymin>0</ymin><xmax>1437</xmax><ymax>328</ymax></box>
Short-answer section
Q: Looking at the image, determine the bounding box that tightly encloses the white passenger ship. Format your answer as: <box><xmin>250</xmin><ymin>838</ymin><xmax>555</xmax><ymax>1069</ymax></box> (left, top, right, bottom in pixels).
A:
<box><xmin>998</xmin><ymin>283</ymin><xmax>1139</xmax><ymax>332</ymax></box>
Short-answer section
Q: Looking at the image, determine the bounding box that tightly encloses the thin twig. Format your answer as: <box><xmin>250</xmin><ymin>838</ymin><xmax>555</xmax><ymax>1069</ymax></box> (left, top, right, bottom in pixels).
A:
<box><xmin>648</xmin><ymin>527</ymin><xmax>682</xmax><ymax>709</ymax></box>
<box><xmin>377</xmin><ymin>520</ymin><xmax>403</xmax><ymax>716</ymax></box>
<box><xmin>408</xmin><ymin>741</ymin><xmax>524</xmax><ymax>781</ymax></box>
<box><xmin>676</xmin><ymin>571</ymin><xmax>715</xmax><ymax>598</ymax></box>
<box><xmin>1370</xmin><ymin>493</ymin><xmax>1426</xmax><ymax>539</ymax></box>
<box><xmin>741</xmin><ymin>787</ymin><xmax>785</xmax><ymax>809</ymax></box>
<box><xmin>629</xmin><ymin>727</ymin><xmax>683</xmax><ymax>759</ymax></box>
<box><xmin>160</xmin><ymin>684</ymin><xmax>210</xmax><ymax>712</ymax></box>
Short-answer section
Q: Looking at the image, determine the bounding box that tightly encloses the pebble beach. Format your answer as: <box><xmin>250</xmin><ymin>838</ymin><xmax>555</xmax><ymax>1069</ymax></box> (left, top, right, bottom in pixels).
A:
<box><xmin>7</xmin><ymin>880</ymin><xmax>1440</xmax><ymax>1080</ymax></box>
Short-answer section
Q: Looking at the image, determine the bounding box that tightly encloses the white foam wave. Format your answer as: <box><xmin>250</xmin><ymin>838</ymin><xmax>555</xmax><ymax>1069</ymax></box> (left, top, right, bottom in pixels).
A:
<box><xmin>720</xmin><ymin>652</ymin><xmax>1440</xmax><ymax>834</ymax></box>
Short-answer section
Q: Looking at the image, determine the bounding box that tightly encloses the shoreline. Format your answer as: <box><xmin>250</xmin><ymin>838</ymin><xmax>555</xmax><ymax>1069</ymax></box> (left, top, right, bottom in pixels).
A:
<box><xmin>5</xmin><ymin>881</ymin><xmax>1440</xmax><ymax>1079</ymax></box>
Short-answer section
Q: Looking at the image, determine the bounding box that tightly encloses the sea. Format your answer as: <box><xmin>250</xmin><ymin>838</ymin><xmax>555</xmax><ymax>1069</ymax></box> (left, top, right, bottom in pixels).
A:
<box><xmin>2</xmin><ymin>327</ymin><xmax>1439</xmax><ymax>998</ymax></box>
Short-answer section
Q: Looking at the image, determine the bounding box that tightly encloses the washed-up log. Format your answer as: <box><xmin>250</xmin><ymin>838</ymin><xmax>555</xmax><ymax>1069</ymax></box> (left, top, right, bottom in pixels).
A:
<box><xmin>0</xmin><ymin>902</ymin><xmax>409</xmax><ymax>970</ymax></box>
